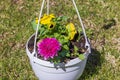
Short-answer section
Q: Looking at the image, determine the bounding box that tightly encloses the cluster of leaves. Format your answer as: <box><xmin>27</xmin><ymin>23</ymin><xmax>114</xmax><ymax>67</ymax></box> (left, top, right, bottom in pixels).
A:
<box><xmin>40</xmin><ymin>16</ymin><xmax>69</xmax><ymax>44</ymax></box>
<box><xmin>31</xmin><ymin>15</ymin><xmax>92</xmax><ymax>63</ymax></box>
<box><xmin>32</xmin><ymin>16</ymin><xmax>71</xmax><ymax>62</ymax></box>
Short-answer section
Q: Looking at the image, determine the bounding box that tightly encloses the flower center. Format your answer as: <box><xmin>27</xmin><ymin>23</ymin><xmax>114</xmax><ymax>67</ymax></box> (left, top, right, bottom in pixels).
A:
<box><xmin>50</xmin><ymin>24</ymin><xmax>54</xmax><ymax>28</ymax></box>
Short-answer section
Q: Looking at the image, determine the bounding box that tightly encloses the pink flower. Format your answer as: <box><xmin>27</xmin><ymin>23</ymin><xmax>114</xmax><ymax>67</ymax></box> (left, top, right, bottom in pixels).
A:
<box><xmin>37</xmin><ymin>38</ymin><xmax>61</xmax><ymax>60</ymax></box>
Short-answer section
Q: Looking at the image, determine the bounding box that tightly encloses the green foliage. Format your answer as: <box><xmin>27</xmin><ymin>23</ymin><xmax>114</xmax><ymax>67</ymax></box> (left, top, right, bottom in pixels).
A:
<box><xmin>78</xmin><ymin>54</ymin><xmax>85</xmax><ymax>60</ymax></box>
<box><xmin>32</xmin><ymin>16</ymin><xmax>69</xmax><ymax>40</ymax></box>
<box><xmin>59</xmin><ymin>49</ymin><xmax>69</xmax><ymax>57</ymax></box>
<box><xmin>50</xmin><ymin>56</ymin><xmax>61</xmax><ymax>64</ymax></box>
<box><xmin>72</xmin><ymin>46</ymin><xmax>85</xmax><ymax>60</ymax></box>
<box><xmin>31</xmin><ymin>20</ymin><xmax>37</xmax><ymax>31</ymax></box>
<box><xmin>74</xmin><ymin>45</ymin><xmax>79</xmax><ymax>52</ymax></box>
<box><xmin>32</xmin><ymin>14</ymin><xmax>88</xmax><ymax>63</ymax></box>
<box><xmin>32</xmin><ymin>15</ymin><xmax>72</xmax><ymax>63</ymax></box>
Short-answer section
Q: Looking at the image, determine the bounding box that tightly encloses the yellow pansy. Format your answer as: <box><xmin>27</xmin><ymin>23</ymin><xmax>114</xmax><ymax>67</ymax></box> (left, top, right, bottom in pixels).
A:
<box><xmin>40</xmin><ymin>14</ymin><xmax>55</xmax><ymax>25</ymax></box>
<box><xmin>35</xmin><ymin>14</ymin><xmax>55</xmax><ymax>25</ymax></box>
<box><xmin>66</xmin><ymin>23</ymin><xmax>77</xmax><ymax>40</ymax></box>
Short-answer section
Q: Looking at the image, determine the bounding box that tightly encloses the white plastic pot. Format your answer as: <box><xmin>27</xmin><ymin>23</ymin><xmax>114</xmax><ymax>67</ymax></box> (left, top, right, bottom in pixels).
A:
<box><xmin>26</xmin><ymin>34</ymin><xmax>91</xmax><ymax>80</ymax></box>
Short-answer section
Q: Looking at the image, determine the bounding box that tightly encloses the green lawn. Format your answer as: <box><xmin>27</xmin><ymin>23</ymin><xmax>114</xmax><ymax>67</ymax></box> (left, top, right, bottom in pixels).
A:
<box><xmin>1</xmin><ymin>0</ymin><xmax>120</xmax><ymax>80</ymax></box>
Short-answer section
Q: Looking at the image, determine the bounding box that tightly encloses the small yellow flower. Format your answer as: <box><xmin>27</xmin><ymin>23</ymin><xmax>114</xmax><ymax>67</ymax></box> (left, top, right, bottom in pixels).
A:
<box><xmin>35</xmin><ymin>14</ymin><xmax>55</xmax><ymax>25</ymax></box>
<box><xmin>40</xmin><ymin>14</ymin><xmax>55</xmax><ymax>25</ymax></box>
<box><xmin>66</xmin><ymin>23</ymin><xmax>77</xmax><ymax>40</ymax></box>
<box><xmin>35</xmin><ymin>18</ymin><xmax>38</xmax><ymax>24</ymax></box>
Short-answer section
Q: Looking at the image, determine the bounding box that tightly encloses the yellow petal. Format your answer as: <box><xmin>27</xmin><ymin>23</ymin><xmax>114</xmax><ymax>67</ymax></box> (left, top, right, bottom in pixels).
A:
<box><xmin>66</xmin><ymin>23</ymin><xmax>77</xmax><ymax>40</ymax></box>
<box><xmin>40</xmin><ymin>14</ymin><xmax>55</xmax><ymax>25</ymax></box>
<box><xmin>49</xmin><ymin>14</ymin><xmax>55</xmax><ymax>18</ymax></box>
<box><xmin>66</xmin><ymin>23</ymin><xmax>76</xmax><ymax>32</ymax></box>
<box><xmin>69</xmin><ymin>31</ymin><xmax>76</xmax><ymax>40</ymax></box>
<box><xmin>35</xmin><ymin>18</ymin><xmax>38</xmax><ymax>24</ymax></box>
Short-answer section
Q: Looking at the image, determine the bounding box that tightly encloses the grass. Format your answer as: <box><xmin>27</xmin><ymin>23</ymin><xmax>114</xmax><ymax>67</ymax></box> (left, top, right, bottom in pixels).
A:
<box><xmin>1</xmin><ymin>0</ymin><xmax>120</xmax><ymax>80</ymax></box>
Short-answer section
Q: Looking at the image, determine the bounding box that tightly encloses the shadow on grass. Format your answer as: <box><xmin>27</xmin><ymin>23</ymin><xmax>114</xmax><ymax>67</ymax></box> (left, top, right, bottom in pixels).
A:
<box><xmin>102</xmin><ymin>19</ymin><xmax>116</xmax><ymax>30</ymax></box>
<box><xmin>78</xmin><ymin>48</ymin><xmax>103</xmax><ymax>80</ymax></box>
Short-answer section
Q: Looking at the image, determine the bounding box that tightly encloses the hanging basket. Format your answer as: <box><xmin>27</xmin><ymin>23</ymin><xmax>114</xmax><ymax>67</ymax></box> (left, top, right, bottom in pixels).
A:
<box><xmin>26</xmin><ymin>0</ymin><xmax>91</xmax><ymax>80</ymax></box>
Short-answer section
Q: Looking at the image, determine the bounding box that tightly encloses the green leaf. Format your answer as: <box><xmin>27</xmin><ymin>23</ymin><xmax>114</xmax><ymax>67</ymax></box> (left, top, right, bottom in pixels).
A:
<box><xmin>78</xmin><ymin>54</ymin><xmax>85</xmax><ymax>60</ymax></box>
<box><xmin>54</xmin><ymin>57</ymin><xmax>61</xmax><ymax>64</ymax></box>
<box><xmin>31</xmin><ymin>20</ymin><xmax>37</xmax><ymax>30</ymax></box>
<box><xmin>57</xmin><ymin>17</ymin><xmax>62</xmax><ymax>21</ymax></box>
<box><xmin>78</xmin><ymin>28</ymin><xmax>82</xmax><ymax>34</ymax></box>
<box><xmin>63</xmin><ymin>45</ymin><xmax>69</xmax><ymax>50</ymax></box>
<box><xmin>39</xmin><ymin>28</ymin><xmax>45</xmax><ymax>37</ymax></box>
<box><xmin>66</xmin><ymin>53</ymin><xmax>70</xmax><ymax>57</ymax></box>
<box><xmin>54</xmin><ymin>33</ymin><xmax>60</xmax><ymax>38</ymax></box>
<box><xmin>60</xmin><ymin>51</ymin><xmax>67</xmax><ymax>57</ymax></box>
<box><xmin>49</xmin><ymin>56</ymin><xmax>61</xmax><ymax>64</ymax></box>
<box><xmin>74</xmin><ymin>46</ymin><xmax>78</xmax><ymax>52</ymax></box>
<box><xmin>31</xmin><ymin>20</ymin><xmax>41</xmax><ymax>31</ymax></box>
<box><xmin>61</xmin><ymin>16</ymin><xmax>68</xmax><ymax>21</ymax></box>
<box><xmin>63</xmin><ymin>37</ymin><xmax>69</xmax><ymax>43</ymax></box>
<box><xmin>59</xmin><ymin>49</ymin><xmax>69</xmax><ymax>57</ymax></box>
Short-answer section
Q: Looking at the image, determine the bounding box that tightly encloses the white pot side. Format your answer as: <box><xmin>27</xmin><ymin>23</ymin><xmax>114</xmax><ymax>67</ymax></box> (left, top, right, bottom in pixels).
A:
<box><xmin>26</xmin><ymin>34</ymin><xmax>91</xmax><ymax>80</ymax></box>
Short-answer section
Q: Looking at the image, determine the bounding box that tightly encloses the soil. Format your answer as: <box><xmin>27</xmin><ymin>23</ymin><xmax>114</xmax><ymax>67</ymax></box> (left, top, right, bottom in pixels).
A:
<box><xmin>28</xmin><ymin>35</ymin><xmax>35</xmax><ymax>53</ymax></box>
